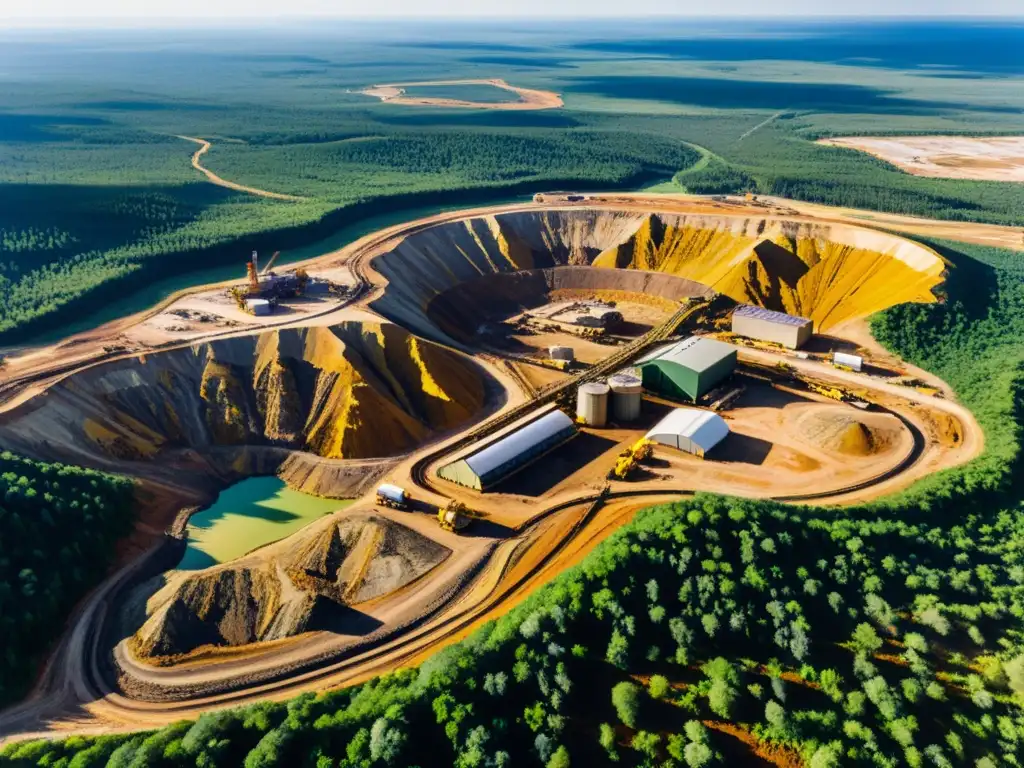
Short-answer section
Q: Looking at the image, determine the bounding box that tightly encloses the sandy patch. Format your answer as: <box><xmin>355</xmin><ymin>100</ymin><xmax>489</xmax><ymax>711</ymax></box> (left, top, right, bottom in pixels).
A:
<box><xmin>359</xmin><ymin>78</ymin><xmax>563</xmax><ymax>111</ymax></box>
<box><xmin>819</xmin><ymin>136</ymin><xmax>1024</xmax><ymax>182</ymax></box>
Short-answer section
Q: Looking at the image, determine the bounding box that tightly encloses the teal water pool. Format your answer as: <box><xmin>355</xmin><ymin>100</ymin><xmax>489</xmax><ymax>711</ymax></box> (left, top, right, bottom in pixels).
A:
<box><xmin>178</xmin><ymin>476</ymin><xmax>351</xmax><ymax>570</ymax></box>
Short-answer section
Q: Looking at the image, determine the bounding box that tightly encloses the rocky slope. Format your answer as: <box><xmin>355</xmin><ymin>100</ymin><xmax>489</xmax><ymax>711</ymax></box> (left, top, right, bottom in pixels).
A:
<box><xmin>132</xmin><ymin>513</ymin><xmax>450</xmax><ymax>661</ymax></box>
<box><xmin>370</xmin><ymin>209</ymin><xmax>944</xmax><ymax>339</ymax></box>
<box><xmin>0</xmin><ymin>321</ymin><xmax>486</xmax><ymax>468</ymax></box>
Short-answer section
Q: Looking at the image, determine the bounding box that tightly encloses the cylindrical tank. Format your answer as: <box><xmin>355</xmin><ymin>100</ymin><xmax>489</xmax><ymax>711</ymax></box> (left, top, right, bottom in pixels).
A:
<box><xmin>576</xmin><ymin>382</ymin><xmax>610</xmax><ymax>427</ymax></box>
<box><xmin>549</xmin><ymin>345</ymin><xmax>575</xmax><ymax>362</ymax></box>
<box><xmin>608</xmin><ymin>373</ymin><xmax>643</xmax><ymax>422</ymax></box>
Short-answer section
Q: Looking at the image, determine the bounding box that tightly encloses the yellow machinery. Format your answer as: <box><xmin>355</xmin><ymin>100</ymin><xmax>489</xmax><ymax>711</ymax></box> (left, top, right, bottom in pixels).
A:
<box><xmin>630</xmin><ymin>439</ymin><xmax>654</xmax><ymax>462</ymax></box>
<box><xmin>806</xmin><ymin>381</ymin><xmax>848</xmax><ymax>402</ymax></box>
<box><xmin>438</xmin><ymin>500</ymin><xmax>473</xmax><ymax>532</ymax></box>
<box><xmin>610</xmin><ymin>439</ymin><xmax>654</xmax><ymax>480</ymax></box>
<box><xmin>610</xmin><ymin>454</ymin><xmax>638</xmax><ymax>480</ymax></box>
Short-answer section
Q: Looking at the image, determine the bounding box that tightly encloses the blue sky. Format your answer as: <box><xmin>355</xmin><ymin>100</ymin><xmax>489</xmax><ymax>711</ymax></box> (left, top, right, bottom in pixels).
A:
<box><xmin>2</xmin><ymin>0</ymin><xmax>1019</xmax><ymax>23</ymax></box>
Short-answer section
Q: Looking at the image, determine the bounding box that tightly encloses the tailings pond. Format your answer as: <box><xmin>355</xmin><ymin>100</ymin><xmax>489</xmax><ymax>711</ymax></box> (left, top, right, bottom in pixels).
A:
<box><xmin>178</xmin><ymin>477</ymin><xmax>352</xmax><ymax>570</ymax></box>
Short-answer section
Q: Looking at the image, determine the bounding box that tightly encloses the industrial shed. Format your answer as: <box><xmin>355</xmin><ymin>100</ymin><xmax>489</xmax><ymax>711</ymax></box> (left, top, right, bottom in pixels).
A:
<box><xmin>645</xmin><ymin>408</ymin><xmax>729</xmax><ymax>458</ymax></box>
<box><xmin>731</xmin><ymin>304</ymin><xmax>813</xmax><ymax>349</ymax></box>
<box><xmin>437</xmin><ymin>409</ymin><xmax>577</xmax><ymax>491</ymax></box>
<box><xmin>637</xmin><ymin>337</ymin><xmax>737</xmax><ymax>402</ymax></box>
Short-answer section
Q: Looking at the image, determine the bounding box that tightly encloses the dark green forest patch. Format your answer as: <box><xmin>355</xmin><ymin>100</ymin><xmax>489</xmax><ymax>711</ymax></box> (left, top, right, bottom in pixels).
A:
<box><xmin>562</xmin><ymin>75</ymin><xmax>1017</xmax><ymax>115</ymax></box>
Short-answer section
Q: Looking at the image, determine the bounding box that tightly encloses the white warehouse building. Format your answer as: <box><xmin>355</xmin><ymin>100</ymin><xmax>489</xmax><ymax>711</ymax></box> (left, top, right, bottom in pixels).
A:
<box><xmin>731</xmin><ymin>304</ymin><xmax>813</xmax><ymax>349</ymax></box>
<box><xmin>645</xmin><ymin>408</ymin><xmax>729</xmax><ymax>458</ymax></box>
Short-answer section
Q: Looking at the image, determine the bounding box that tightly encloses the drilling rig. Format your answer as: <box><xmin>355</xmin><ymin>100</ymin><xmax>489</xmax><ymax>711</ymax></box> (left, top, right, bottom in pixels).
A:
<box><xmin>246</xmin><ymin>251</ymin><xmax>260</xmax><ymax>294</ymax></box>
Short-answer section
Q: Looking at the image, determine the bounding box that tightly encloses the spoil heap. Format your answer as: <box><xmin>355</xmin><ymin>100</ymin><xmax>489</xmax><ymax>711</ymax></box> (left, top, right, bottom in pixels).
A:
<box><xmin>132</xmin><ymin>513</ymin><xmax>450</xmax><ymax>661</ymax></box>
<box><xmin>0</xmin><ymin>322</ymin><xmax>486</xmax><ymax>467</ymax></box>
<box><xmin>796</xmin><ymin>410</ymin><xmax>887</xmax><ymax>457</ymax></box>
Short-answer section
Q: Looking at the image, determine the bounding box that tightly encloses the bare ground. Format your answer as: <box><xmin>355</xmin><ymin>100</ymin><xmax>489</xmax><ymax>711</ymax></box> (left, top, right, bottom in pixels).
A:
<box><xmin>818</xmin><ymin>135</ymin><xmax>1024</xmax><ymax>183</ymax></box>
<box><xmin>359</xmin><ymin>78</ymin><xmax>563</xmax><ymax>110</ymax></box>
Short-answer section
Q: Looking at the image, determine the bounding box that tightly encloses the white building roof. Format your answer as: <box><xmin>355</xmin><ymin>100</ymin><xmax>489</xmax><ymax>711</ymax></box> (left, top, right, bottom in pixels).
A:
<box><xmin>733</xmin><ymin>304</ymin><xmax>811</xmax><ymax>327</ymax></box>
<box><xmin>645</xmin><ymin>408</ymin><xmax>729</xmax><ymax>453</ymax></box>
<box><xmin>465</xmin><ymin>409</ymin><xmax>575</xmax><ymax>480</ymax></box>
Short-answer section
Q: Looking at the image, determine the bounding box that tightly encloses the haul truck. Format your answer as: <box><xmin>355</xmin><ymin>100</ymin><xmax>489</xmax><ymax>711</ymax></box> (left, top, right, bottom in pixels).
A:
<box><xmin>376</xmin><ymin>484</ymin><xmax>410</xmax><ymax>511</ymax></box>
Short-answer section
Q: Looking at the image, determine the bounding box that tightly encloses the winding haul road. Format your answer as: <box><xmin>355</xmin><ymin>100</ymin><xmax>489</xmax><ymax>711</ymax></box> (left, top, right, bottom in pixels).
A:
<box><xmin>177</xmin><ymin>136</ymin><xmax>307</xmax><ymax>201</ymax></box>
<box><xmin>0</xmin><ymin>195</ymin><xmax>988</xmax><ymax>743</ymax></box>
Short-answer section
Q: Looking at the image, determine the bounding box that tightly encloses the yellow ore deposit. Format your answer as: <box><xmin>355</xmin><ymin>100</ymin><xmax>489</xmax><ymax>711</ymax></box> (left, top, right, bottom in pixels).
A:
<box><xmin>0</xmin><ymin>321</ymin><xmax>487</xmax><ymax>467</ymax></box>
<box><xmin>592</xmin><ymin>214</ymin><xmax>944</xmax><ymax>330</ymax></box>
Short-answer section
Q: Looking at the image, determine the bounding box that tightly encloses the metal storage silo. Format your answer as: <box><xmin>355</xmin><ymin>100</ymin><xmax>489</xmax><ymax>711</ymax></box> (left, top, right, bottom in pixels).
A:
<box><xmin>576</xmin><ymin>382</ymin><xmax>610</xmax><ymax>427</ymax></box>
<box><xmin>549</xmin><ymin>345</ymin><xmax>575</xmax><ymax>362</ymax></box>
<box><xmin>608</xmin><ymin>373</ymin><xmax>643</xmax><ymax>422</ymax></box>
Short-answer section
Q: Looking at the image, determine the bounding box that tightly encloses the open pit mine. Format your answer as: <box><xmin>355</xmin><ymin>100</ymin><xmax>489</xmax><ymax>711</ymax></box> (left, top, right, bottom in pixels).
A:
<box><xmin>0</xmin><ymin>196</ymin><xmax>981</xmax><ymax>738</ymax></box>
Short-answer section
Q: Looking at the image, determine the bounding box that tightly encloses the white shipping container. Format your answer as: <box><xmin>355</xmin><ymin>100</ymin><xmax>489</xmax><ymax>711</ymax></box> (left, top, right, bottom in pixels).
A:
<box><xmin>833</xmin><ymin>352</ymin><xmax>863</xmax><ymax>372</ymax></box>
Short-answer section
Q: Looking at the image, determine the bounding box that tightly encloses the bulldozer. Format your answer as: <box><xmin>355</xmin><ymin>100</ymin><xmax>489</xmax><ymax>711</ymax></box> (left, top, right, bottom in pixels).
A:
<box><xmin>438</xmin><ymin>500</ymin><xmax>474</xmax><ymax>533</ymax></box>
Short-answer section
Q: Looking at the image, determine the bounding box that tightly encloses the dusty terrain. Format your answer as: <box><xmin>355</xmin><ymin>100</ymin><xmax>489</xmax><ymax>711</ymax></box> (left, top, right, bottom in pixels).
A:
<box><xmin>429</xmin><ymin>382</ymin><xmax>929</xmax><ymax>529</ymax></box>
<box><xmin>819</xmin><ymin>135</ymin><xmax>1024</xmax><ymax>182</ymax></box>
<box><xmin>0</xmin><ymin>194</ymin><xmax>993</xmax><ymax>742</ymax></box>
<box><xmin>359</xmin><ymin>78</ymin><xmax>563</xmax><ymax>110</ymax></box>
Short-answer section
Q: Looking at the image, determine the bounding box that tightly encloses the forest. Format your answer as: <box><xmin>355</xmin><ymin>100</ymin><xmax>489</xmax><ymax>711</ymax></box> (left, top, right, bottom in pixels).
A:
<box><xmin>0</xmin><ymin>453</ymin><xmax>134</xmax><ymax>707</ymax></box>
<box><xmin>2</xmin><ymin>237</ymin><xmax>1022</xmax><ymax>766</ymax></box>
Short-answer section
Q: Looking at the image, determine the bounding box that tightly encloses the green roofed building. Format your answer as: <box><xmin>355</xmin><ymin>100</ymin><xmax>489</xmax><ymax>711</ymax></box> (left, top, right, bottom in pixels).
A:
<box><xmin>637</xmin><ymin>337</ymin><xmax>737</xmax><ymax>402</ymax></box>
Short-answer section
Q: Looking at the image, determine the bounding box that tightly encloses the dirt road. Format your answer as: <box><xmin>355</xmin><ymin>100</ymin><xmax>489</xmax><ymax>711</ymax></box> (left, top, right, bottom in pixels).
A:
<box><xmin>177</xmin><ymin>136</ymin><xmax>307</xmax><ymax>201</ymax></box>
<box><xmin>359</xmin><ymin>78</ymin><xmax>563</xmax><ymax>110</ymax></box>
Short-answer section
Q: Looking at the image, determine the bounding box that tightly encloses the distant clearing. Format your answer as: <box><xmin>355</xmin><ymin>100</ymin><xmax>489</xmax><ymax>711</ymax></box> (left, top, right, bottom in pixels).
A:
<box><xmin>819</xmin><ymin>135</ymin><xmax>1024</xmax><ymax>182</ymax></box>
<box><xmin>359</xmin><ymin>78</ymin><xmax>563</xmax><ymax>110</ymax></box>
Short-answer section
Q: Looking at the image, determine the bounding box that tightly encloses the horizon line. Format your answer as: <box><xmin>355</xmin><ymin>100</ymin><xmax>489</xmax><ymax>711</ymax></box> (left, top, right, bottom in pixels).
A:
<box><xmin>3</xmin><ymin>12</ymin><xmax>1024</xmax><ymax>27</ymax></box>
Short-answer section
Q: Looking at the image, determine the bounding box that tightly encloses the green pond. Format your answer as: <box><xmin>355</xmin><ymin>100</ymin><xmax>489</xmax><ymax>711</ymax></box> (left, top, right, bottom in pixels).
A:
<box><xmin>178</xmin><ymin>477</ymin><xmax>351</xmax><ymax>571</ymax></box>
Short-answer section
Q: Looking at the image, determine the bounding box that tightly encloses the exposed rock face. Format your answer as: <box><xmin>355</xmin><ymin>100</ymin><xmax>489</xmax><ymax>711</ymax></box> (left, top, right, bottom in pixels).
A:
<box><xmin>132</xmin><ymin>513</ymin><xmax>450</xmax><ymax>661</ymax></box>
<box><xmin>0</xmin><ymin>321</ymin><xmax>486</xmax><ymax>467</ymax></box>
<box><xmin>370</xmin><ymin>210</ymin><xmax>944</xmax><ymax>339</ymax></box>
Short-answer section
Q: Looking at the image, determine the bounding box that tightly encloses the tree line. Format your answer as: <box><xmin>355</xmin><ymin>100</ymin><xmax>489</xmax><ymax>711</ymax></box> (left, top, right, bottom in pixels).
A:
<box><xmin>0</xmin><ymin>453</ymin><xmax>134</xmax><ymax>706</ymax></box>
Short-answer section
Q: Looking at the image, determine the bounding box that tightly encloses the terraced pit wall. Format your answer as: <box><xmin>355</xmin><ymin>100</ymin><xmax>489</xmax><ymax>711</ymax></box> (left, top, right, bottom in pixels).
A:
<box><xmin>370</xmin><ymin>209</ymin><xmax>945</xmax><ymax>343</ymax></box>
<box><xmin>0</xmin><ymin>322</ymin><xmax>487</xmax><ymax>474</ymax></box>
